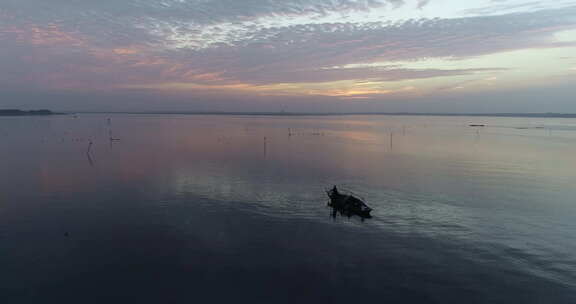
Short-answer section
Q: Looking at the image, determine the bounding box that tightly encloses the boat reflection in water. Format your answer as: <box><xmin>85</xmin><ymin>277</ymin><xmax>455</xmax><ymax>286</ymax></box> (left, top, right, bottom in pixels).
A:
<box><xmin>326</xmin><ymin>186</ymin><xmax>373</xmax><ymax>219</ymax></box>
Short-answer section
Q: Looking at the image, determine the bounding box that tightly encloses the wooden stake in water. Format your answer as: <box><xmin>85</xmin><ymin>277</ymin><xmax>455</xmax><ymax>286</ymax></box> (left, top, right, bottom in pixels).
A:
<box><xmin>86</xmin><ymin>140</ymin><xmax>93</xmax><ymax>154</ymax></box>
<box><xmin>86</xmin><ymin>140</ymin><xmax>95</xmax><ymax>167</ymax></box>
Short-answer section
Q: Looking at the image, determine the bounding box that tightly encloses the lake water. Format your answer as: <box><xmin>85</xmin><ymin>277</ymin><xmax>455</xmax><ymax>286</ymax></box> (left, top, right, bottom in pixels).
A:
<box><xmin>2</xmin><ymin>114</ymin><xmax>576</xmax><ymax>303</ymax></box>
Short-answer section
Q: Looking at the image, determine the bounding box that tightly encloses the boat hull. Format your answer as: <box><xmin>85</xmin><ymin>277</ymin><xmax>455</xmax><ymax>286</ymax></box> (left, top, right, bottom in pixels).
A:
<box><xmin>327</xmin><ymin>192</ymin><xmax>372</xmax><ymax>218</ymax></box>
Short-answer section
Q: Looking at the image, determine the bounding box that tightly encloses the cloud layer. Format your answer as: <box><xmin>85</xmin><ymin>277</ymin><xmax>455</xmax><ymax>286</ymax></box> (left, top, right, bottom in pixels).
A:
<box><xmin>1</xmin><ymin>0</ymin><xmax>576</xmax><ymax>110</ymax></box>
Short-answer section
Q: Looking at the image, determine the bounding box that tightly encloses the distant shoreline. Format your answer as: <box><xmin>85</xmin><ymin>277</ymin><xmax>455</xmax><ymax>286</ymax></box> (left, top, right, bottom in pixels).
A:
<box><xmin>75</xmin><ymin>111</ymin><xmax>576</xmax><ymax>118</ymax></box>
<box><xmin>0</xmin><ymin>109</ymin><xmax>61</xmax><ymax>116</ymax></box>
<box><xmin>5</xmin><ymin>108</ymin><xmax>575</xmax><ymax>118</ymax></box>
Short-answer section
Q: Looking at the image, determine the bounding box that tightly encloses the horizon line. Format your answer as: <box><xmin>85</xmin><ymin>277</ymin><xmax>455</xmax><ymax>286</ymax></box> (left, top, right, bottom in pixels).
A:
<box><xmin>70</xmin><ymin>111</ymin><xmax>576</xmax><ymax>118</ymax></box>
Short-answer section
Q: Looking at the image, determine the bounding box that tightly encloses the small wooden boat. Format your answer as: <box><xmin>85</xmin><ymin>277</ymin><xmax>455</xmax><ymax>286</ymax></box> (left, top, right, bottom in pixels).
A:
<box><xmin>326</xmin><ymin>186</ymin><xmax>372</xmax><ymax>218</ymax></box>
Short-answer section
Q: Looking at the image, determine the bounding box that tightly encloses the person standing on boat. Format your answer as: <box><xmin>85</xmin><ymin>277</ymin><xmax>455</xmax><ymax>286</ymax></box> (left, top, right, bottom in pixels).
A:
<box><xmin>331</xmin><ymin>185</ymin><xmax>339</xmax><ymax>196</ymax></box>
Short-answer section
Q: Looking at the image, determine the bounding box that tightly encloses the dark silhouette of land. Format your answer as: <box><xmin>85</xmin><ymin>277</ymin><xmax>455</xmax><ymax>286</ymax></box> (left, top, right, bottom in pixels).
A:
<box><xmin>0</xmin><ymin>109</ymin><xmax>57</xmax><ymax>116</ymax></box>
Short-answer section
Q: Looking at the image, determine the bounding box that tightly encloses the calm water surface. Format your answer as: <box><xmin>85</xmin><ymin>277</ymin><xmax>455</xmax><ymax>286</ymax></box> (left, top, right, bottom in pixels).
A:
<box><xmin>1</xmin><ymin>114</ymin><xmax>576</xmax><ymax>303</ymax></box>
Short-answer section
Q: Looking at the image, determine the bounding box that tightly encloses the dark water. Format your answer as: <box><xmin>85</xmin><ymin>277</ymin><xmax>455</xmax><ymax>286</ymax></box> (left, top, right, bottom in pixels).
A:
<box><xmin>2</xmin><ymin>114</ymin><xmax>576</xmax><ymax>303</ymax></box>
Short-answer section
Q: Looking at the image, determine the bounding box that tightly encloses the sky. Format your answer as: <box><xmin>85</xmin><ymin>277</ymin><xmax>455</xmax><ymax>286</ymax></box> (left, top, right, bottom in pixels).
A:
<box><xmin>1</xmin><ymin>0</ymin><xmax>576</xmax><ymax>112</ymax></box>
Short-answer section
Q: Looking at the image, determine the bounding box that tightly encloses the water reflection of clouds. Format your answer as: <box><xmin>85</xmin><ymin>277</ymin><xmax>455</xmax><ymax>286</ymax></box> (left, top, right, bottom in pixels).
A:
<box><xmin>18</xmin><ymin>114</ymin><xmax>576</xmax><ymax>202</ymax></box>
<box><xmin>333</xmin><ymin>130</ymin><xmax>380</xmax><ymax>143</ymax></box>
<box><xmin>4</xmin><ymin>114</ymin><xmax>576</xmax><ymax>297</ymax></box>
